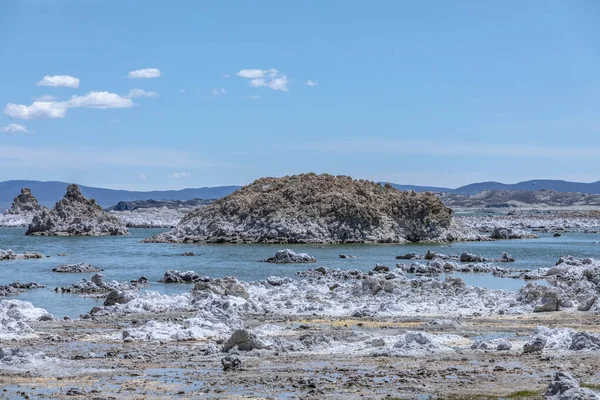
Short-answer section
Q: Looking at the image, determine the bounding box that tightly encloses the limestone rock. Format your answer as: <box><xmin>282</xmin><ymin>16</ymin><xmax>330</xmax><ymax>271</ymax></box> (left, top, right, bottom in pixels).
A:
<box><xmin>523</xmin><ymin>335</ymin><xmax>547</xmax><ymax>353</ymax></box>
<box><xmin>221</xmin><ymin>355</ymin><xmax>242</xmax><ymax>371</ymax></box>
<box><xmin>145</xmin><ymin>173</ymin><xmax>459</xmax><ymax>244</ymax></box>
<box><xmin>0</xmin><ymin>249</ymin><xmax>44</xmax><ymax>261</ymax></box>
<box><xmin>6</xmin><ymin>188</ymin><xmax>45</xmax><ymax>216</ymax></box>
<box><xmin>26</xmin><ymin>184</ymin><xmax>128</xmax><ymax>236</ymax></box>
<box><xmin>263</xmin><ymin>249</ymin><xmax>316</xmax><ymax>264</ymax></box>
<box><xmin>545</xmin><ymin>371</ymin><xmax>600</xmax><ymax>400</ymax></box>
<box><xmin>161</xmin><ymin>270</ymin><xmax>205</xmax><ymax>283</ymax></box>
<box><xmin>222</xmin><ymin>329</ymin><xmax>268</xmax><ymax>352</ymax></box>
<box><xmin>192</xmin><ymin>277</ymin><xmax>249</xmax><ymax>299</ymax></box>
<box><xmin>52</xmin><ymin>262</ymin><xmax>102</xmax><ymax>273</ymax></box>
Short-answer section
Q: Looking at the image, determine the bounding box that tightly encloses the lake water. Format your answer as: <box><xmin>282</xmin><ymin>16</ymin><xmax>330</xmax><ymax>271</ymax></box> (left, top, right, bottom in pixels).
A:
<box><xmin>2</xmin><ymin>227</ymin><xmax>600</xmax><ymax>318</ymax></box>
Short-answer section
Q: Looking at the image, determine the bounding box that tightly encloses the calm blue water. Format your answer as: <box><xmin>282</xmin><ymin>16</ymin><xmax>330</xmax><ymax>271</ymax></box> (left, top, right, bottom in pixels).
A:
<box><xmin>1</xmin><ymin>227</ymin><xmax>600</xmax><ymax>318</ymax></box>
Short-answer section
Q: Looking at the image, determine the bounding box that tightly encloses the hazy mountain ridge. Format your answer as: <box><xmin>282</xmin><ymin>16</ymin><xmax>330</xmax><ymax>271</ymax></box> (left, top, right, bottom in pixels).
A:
<box><xmin>390</xmin><ymin>179</ymin><xmax>600</xmax><ymax>195</ymax></box>
<box><xmin>0</xmin><ymin>180</ymin><xmax>240</xmax><ymax>209</ymax></box>
<box><xmin>2</xmin><ymin>179</ymin><xmax>600</xmax><ymax>210</ymax></box>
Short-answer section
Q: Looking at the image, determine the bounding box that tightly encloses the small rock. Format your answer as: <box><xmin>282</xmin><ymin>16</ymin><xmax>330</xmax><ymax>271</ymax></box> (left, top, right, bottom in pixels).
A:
<box><xmin>221</xmin><ymin>355</ymin><xmax>242</xmax><ymax>371</ymax></box>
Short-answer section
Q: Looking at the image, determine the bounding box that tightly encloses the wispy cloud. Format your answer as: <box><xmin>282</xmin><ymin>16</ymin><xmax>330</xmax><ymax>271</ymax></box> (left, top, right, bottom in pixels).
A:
<box><xmin>212</xmin><ymin>88</ymin><xmax>226</xmax><ymax>96</ymax></box>
<box><xmin>0</xmin><ymin>145</ymin><xmax>238</xmax><ymax>169</ymax></box>
<box><xmin>137</xmin><ymin>174</ymin><xmax>147</xmax><ymax>180</ymax></box>
<box><xmin>1</xmin><ymin>123</ymin><xmax>29</xmax><ymax>134</ymax></box>
<box><xmin>127</xmin><ymin>89</ymin><xmax>158</xmax><ymax>98</ymax></box>
<box><xmin>128</xmin><ymin>68</ymin><xmax>161</xmax><ymax>79</ymax></box>
<box><xmin>282</xmin><ymin>137</ymin><xmax>600</xmax><ymax>159</ymax></box>
<box><xmin>33</xmin><ymin>95</ymin><xmax>58</xmax><ymax>102</ymax></box>
<box><xmin>168</xmin><ymin>172</ymin><xmax>191</xmax><ymax>179</ymax></box>
<box><xmin>237</xmin><ymin>69</ymin><xmax>289</xmax><ymax>91</ymax></box>
<box><xmin>306</xmin><ymin>80</ymin><xmax>318</xmax><ymax>87</ymax></box>
<box><xmin>244</xmin><ymin>95</ymin><xmax>260</xmax><ymax>100</ymax></box>
<box><xmin>37</xmin><ymin>75</ymin><xmax>80</xmax><ymax>88</ymax></box>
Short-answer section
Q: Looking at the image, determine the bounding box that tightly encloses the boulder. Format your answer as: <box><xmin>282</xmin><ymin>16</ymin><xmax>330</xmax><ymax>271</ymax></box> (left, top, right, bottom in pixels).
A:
<box><xmin>523</xmin><ymin>335</ymin><xmax>547</xmax><ymax>353</ymax></box>
<box><xmin>221</xmin><ymin>355</ymin><xmax>242</xmax><ymax>371</ymax></box>
<box><xmin>545</xmin><ymin>371</ymin><xmax>600</xmax><ymax>400</ymax></box>
<box><xmin>193</xmin><ymin>277</ymin><xmax>249</xmax><ymax>299</ymax></box>
<box><xmin>222</xmin><ymin>329</ymin><xmax>268</xmax><ymax>352</ymax></box>
<box><xmin>263</xmin><ymin>249</ymin><xmax>316</xmax><ymax>264</ymax></box>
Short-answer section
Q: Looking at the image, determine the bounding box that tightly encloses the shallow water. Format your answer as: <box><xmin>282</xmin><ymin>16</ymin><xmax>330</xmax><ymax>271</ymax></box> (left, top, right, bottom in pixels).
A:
<box><xmin>1</xmin><ymin>228</ymin><xmax>600</xmax><ymax>318</ymax></box>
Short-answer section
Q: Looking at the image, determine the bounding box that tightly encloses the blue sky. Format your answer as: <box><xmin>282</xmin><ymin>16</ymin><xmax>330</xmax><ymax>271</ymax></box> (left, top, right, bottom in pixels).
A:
<box><xmin>2</xmin><ymin>0</ymin><xmax>600</xmax><ymax>190</ymax></box>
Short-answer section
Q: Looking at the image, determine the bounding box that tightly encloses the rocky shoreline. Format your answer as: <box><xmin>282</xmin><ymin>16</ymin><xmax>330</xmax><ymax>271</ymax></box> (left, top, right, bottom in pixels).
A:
<box><xmin>1</xmin><ymin>252</ymin><xmax>600</xmax><ymax>398</ymax></box>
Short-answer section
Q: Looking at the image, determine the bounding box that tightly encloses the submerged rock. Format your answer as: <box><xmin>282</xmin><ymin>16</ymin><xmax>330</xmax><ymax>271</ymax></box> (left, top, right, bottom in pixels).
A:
<box><xmin>0</xmin><ymin>282</ymin><xmax>45</xmax><ymax>297</ymax></box>
<box><xmin>262</xmin><ymin>249</ymin><xmax>316</xmax><ymax>264</ymax></box>
<box><xmin>0</xmin><ymin>249</ymin><xmax>44</xmax><ymax>261</ymax></box>
<box><xmin>26</xmin><ymin>184</ymin><xmax>128</xmax><ymax>236</ymax></box>
<box><xmin>52</xmin><ymin>262</ymin><xmax>102</xmax><ymax>273</ymax></box>
<box><xmin>144</xmin><ymin>173</ymin><xmax>463</xmax><ymax>244</ymax></box>
<box><xmin>59</xmin><ymin>274</ymin><xmax>148</xmax><ymax>293</ymax></box>
<box><xmin>161</xmin><ymin>270</ymin><xmax>205</xmax><ymax>283</ymax></box>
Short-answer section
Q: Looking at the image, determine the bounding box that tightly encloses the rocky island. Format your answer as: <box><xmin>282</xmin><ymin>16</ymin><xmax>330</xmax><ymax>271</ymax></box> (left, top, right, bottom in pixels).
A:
<box><xmin>145</xmin><ymin>173</ymin><xmax>476</xmax><ymax>244</ymax></box>
<box><xmin>25</xmin><ymin>184</ymin><xmax>128</xmax><ymax>236</ymax></box>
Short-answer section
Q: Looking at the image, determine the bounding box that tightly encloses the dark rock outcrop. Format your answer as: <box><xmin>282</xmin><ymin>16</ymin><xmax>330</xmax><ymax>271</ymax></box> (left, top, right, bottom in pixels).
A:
<box><xmin>145</xmin><ymin>173</ymin><xmax>460</xmax><ymax>244</ymax></box>
<box><xmin>26</xmin><ymin>184</ymin><xmax>128</xmax><ymax>236</ymax></box>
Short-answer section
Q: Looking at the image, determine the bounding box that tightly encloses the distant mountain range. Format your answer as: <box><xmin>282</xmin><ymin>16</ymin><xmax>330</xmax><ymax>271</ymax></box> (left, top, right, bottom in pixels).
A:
<box><xmin>0</xmin><ymin>180</ymin><xmax>240</xmax><ymax>209</ymax></box>
<box><xmin>2</xmin><ymin>179</ymin><xmax>600</xmax><ymax>210</ymax></box>
<box><xmin>389</xmin><ymin>179</ymin><xmax>600</xmax><ymax>195</ymax></box>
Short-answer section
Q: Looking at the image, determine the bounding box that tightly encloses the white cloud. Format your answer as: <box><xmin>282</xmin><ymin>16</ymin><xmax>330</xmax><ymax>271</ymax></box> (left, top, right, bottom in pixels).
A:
<box><xmin>1</xmin><ymin>123</ymin><xmax>29</xmax><ymax>134</ymax></box>
<box><xmin>212</xmin><ymin>88</ymin><xmax>226</xmax><ymax>96</ymax></box>
<box><xmin>237</xmin><ymin>69</ymin><xmax>269</xmax><ymax>78</ymax></box>
<box><xmin>168</xmin><ymin>172</ymin><xmax>191</xmax><ymax>179</ymax></box>
<box><xmin>65</xmin><ymin>92</ymin><xmax>133</xmax><ymax>109</ymax></box>
<box><xmin>306</xmin><ymin>80</ymin><xmax>318</xmax><ymax>87</ymax></box>
<box><xmin>37</xmin><ymin>75</ymin><xmax>80</xmax><ymax>88</ymax></box>
<box><xmin>5</xmin><ymin>91</ymin><xmax>135</xmax><ymax>119</ymax></box>
<box><xmin>128</xmin><ymin>68</ymin><xmax>161</xmax><ymax>79</ymax></box>
<box><xmin>245</xmin><ymin>95</ymin><xmax>260</xmax><ymax>100</ymax></box>
<box><xmin>4</xmin><ymin>101</ymin><xmax>68</xmax><ymax>119</ymax></box>
<box><xmin>33</xmin><ymin>95</ymin><xmax>58</xmax><ymax>102</ymax></box>
<box><xmin>237</xmin><ymin>68</ymin><xmax>289</xmax><ymax>91</ymax></box>
<box><xmin>137</xmin><ymin>174</ymin><xmax>147</xmax><ymax>180</ymax></box>
<box><xmin>127</xmin><ymin>89</ymin><xmax>157</xmax><ymax>98</ymax></box>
